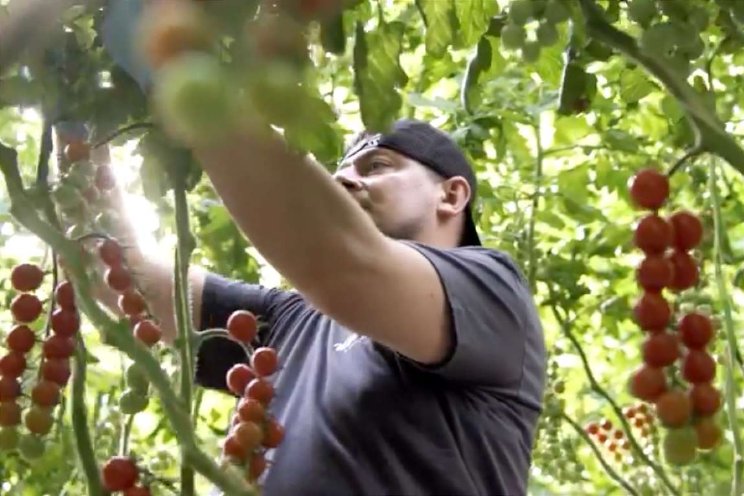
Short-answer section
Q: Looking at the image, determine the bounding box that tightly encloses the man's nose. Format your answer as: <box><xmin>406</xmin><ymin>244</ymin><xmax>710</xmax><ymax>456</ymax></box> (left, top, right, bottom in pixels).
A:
<box><xmin>334</xmin><ymin>171</ymin><xmax>364</xmax><ymax>192</ymax></box>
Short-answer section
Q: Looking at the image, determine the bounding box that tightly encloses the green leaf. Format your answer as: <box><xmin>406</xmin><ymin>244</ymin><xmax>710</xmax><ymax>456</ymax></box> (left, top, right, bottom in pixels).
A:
<box><xmin>557</xmin><ymin>164</ymin><xmax>590</xmax><ymax>204</ymax></box>
<box><xmin>604</xmin><ymin>129</ymin><xmax>638</xmax><ymax>152</ymax></box>
<box><xmin>619</xmin><ymin>68</ymin><xmax>656</xmax><ymax>103</ymax></box>
<box><xmin>454</xmin><ymin>0</ymin><xmax>499</xmax><ymax>47</ymax></box>
<box><xmin>553</xmin><ymin>115</ymin><xmax>594</xmax><ymax>145</ymax></box>
<box><xmin>415</xmin><ymin>0</ymin><xmax>455</xmax><ymax>58</ymax></box>
<box><xmin>353</xmin><ymin>21</ymin><xmax>407</xmax><ymax>132</ymax></box>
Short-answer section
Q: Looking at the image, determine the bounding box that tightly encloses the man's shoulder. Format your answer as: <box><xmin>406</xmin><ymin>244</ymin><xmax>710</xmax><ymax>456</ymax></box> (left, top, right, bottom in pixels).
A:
<box><xmin>400</xmin><ymin>241</ymin><xmax>529</xmax><ymax>287</ymax></box>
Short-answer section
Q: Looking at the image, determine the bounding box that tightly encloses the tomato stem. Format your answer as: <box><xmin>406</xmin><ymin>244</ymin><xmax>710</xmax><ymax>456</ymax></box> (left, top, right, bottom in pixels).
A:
<box><xmin>171</xmin><ymin>163</ymin><xmax>197</xmax><ymax>496</ymax></box>
<box><xmin>709</xmin><ymin>159</ymin><xmax>744</xmax><ymax>496</ymax></box>
<box><xmin>72</xmin><ymin>336</ymin><xmax>105</xmax><ymax>495</ymax></box>
<box><xmin>526</xmin><ymin>118</ymin><xmax>544</xmax><ymax>292</ymax></box>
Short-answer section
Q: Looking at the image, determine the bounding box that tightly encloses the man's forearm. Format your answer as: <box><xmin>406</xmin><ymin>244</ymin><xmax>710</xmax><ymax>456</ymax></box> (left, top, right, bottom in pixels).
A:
<box><xmin>193</xmin><ymin>130</ymin><xmax>387</xmax><ymax>304</ymax></box>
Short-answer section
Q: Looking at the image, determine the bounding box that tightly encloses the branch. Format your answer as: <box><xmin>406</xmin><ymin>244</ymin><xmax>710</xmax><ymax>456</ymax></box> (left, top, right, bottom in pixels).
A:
<box><xmin>170</xmin><ymin>165</ymin><xmax>198</xmax><ymax>496</ymax></box>
<box><xmin>546</xmin><ymin>286</ymin><xmax>679</xmax><ymax>495</ymax></box>
<box><xmin>577</xmin><ymin>0</ymin><xmax>744</xmax><ymax>178</ymax></box>
<box><xmin>0</xmin><ymin>140</ymin><xmax>255</xmax><ymax>496</ymax></box>
<box><xmin>526</xmin><ymin>121</ymin><xmax>544</xmax><ymax>292</ymax></box>
<box><xmin>709</xmin><ymin>159</ymin><xmax>744</xmax><ymax>495</ymax></box>
<box><xmin>667</xmin><ymin>145</ymin><xmax>704</xmax><ymax>177</ymax></box>
<box><xmin>561</xmin><ymin>412</ymin><xmax>639</xmax><ymax>496</ymax></box>
<box><xmin>36</xmin><ymin>116</ymin><xmax>54</xmax><ymax>187</ymax></box>
<box><xmin>92</xmin><ymin>123</ymin><xmax>154</xmax><ymax>149</ymax></box>
<box><xmin>72</xmin><ymin>336</ymin><xmax>104</xmax><ymax>496</ymax></box>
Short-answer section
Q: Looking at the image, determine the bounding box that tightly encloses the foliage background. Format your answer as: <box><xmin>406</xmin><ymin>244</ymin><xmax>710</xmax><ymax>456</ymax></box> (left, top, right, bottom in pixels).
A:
<box><xmin>1</xmin><ymin>0</ymin><xmax>743</xmax><ymax>494</ymax></box>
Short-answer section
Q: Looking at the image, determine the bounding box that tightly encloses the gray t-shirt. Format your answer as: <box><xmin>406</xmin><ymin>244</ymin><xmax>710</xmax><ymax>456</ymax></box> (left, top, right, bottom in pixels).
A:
<box><xmin>196</xmin><ymin>242</ymin><xmax>546</xmax><ymax>496</ymax></box>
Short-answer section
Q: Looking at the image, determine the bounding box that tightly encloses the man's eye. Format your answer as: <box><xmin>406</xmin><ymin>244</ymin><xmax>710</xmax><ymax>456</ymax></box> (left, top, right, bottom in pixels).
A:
<box><xmin>369</xmin><ymin>161</ymin><xmax>387</xmax><ymax>170</ymax></box>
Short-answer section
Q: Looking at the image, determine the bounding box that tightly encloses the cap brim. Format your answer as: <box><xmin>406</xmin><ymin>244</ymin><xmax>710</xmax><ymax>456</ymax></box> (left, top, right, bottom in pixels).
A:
<box><xmin>459</xmin><ymin>207</ymin><xmax>481</xmax><ymax>247</ymax></box>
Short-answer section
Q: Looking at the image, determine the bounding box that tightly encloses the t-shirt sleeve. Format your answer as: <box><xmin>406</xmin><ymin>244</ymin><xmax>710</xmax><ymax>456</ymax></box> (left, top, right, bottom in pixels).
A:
<box><xmin>399</xmin><ymin>242</ymin><xmax>540</xmax><ymax>387</ymax></box>
<box><xmin>194</xmin><ymin>272</ymin><xmax>290</xmax><ymax>392</ymax></box>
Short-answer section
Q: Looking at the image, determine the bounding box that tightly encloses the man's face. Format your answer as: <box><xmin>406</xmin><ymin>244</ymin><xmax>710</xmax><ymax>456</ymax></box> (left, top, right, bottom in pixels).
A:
<box><xmin>333</xmin><ymin>147</ymin><xmax>441</xmax><ymax>241</ymax></box>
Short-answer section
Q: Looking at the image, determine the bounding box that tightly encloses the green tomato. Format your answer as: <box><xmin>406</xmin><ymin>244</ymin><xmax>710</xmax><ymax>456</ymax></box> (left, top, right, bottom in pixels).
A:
<box><xmin>522</xmin><ymin>41</ymin><xmax>542</xmax><ymax>63</ymax></box>
<box><xmin>627</xmin><ymin>0</ymin><xmax>656</xmax><ymax>26</ymax></box>
<box><xmin>501</xmin><ymin>24</ymin><xmax>526</xmax><ymax>50</ymax></box>
<box><xmin>508</xmin><ymin>0</ymin><xmax>533</xmax><ymax>25</ymax></box>
<box><xmin>663</xmin><ymin>427</ymin><xmax>697</xmax><ymax>466</ymax></box>
<box><xmin>544</xmin><ymin>1</ymin><xmax>570</xmax><ymax>24</ymax></box>
<box><xmin>536</xmin><ymin>22</ymin><xmax>559</xmax><ymax>46</ymax></box>
<box><xmin>0</xmin><ymin>427</ymin><xmax>19</xmax><ymax>451</ymax></box>
<box><xmin>152</xmin><ymin>53</ymin><xmax>239</xmax><ymax>146</ymax></box>
<box><xmin>119</xmin><ymin>389</ymin><xmax>149</xmax><ymax>415</ymax></box>
<box><xmin>125</xmin><ymin>363</ymin><xmax>150</xmax><ymax>393</ymax></box>
<box><xmin>687</xmin><ymin>6</ymin><xmax>709</xmax><ymax>31</ymax></box>
<box><xmin>52</xmin><ymin>182</ymin><xmax>82</xmax><ymax>210</ymax></box>
<box><xmin>18</xmin><ymin>434</ymin><xmax>45</xmax><ymax>461</ymax></box>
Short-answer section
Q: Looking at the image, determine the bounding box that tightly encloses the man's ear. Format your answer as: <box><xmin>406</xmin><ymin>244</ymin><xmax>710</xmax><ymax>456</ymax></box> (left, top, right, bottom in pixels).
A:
<box><xmin>437</xmin><ymin>176</ymin><xmax>471</xmax><ymax>216</ymax></box>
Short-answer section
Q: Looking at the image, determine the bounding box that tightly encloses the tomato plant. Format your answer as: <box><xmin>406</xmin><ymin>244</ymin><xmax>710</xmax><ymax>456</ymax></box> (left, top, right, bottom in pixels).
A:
<box><xmin>1</xmin><ymin>0</ymin><xmax>743</xmax><ymax>494</ymax></box>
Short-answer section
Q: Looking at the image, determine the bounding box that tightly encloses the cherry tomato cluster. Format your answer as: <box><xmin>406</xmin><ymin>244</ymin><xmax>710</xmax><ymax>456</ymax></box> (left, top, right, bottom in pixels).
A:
<box><xmin>627</xmin><ymin>167</ymin><xmax>722</xmax><ymax>464</ymax></box>
<box><xmin>56</xmin><ymin>137</ymin><xmax>163</xmax><ymax>412</ymax></box>
<box><xmin>0</xmin><ymin>263</ymin><xmax>80</xmax><ymax>457</ymax></box>
<box><xmin>220</xmin><ymin>310</ymin><xmax>284</xmax><ymax>485</ymax></box>
<box><xmin>585</xmin><ymin>403</ymin><xmax>658</xmax><ymax>464</ymax></box>
<box><xmin>101</xmin><ymin>455</ymin><xmax>151</xmax><ymax>495</ymax></box>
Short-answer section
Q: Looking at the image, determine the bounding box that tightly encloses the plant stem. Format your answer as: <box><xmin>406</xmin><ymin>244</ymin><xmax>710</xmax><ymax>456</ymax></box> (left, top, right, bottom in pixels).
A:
<box><xmin>577</xmin><ymin>0</ymin><xmax>744</xmax><ymax>178</ymax></box>
<box><xmin>171</xmin><ymin>170</ymin><xmax>197</xmax><ymax>496</ymax></box>
<box><xmin>709</xmin><ymin>159</ymin><xmax>744</xmax><ymax>495</ymax></box>
<box><xmin>0</xmin><ymin>141</ymin><xmax>254</xmax><ymax>496</ymax></box>
<box><xmin>526</xmin><ymin>120</ymin><xmax>544</xmax><ymax>292</ymax></box>
<box><xmin>561</xmin><ymin>412</ymin><xmax>639</xmax><ymax>496</ymax></box>
<box><xmin>547</xmin><ymin>288</ymin><xmax>679</xmax><ymax>495</ymax></box>
<box><xmin>71</xmin><ymin>336</ymin><xmax>104</xmax><ymax>496</ymax></box>
<box><xmin>91</xmin><ymin>122</ymin><xmax>153</xmax><ymax>149</ymax></box>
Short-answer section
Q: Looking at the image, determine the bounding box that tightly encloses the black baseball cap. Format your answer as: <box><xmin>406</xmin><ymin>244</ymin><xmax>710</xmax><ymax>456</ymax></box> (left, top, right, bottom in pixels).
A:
<box><xmin>341</xmin><ymin>119</ymin><xmax>481</xmax><ymax>247</ymax></box>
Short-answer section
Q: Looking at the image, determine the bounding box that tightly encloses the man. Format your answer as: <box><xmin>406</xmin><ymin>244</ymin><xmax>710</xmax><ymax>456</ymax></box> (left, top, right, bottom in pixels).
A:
<box><xmin>103</xmin><ymin>118</ymin><xmax>547</xmax><ymax>495</ymax></box>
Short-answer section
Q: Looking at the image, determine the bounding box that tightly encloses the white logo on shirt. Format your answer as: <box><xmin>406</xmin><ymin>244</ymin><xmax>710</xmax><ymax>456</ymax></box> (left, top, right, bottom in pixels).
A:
<box><xmin>333</xmin><ymin>333</ymin><xmax>367</xmax><ymax>352</ymax></box>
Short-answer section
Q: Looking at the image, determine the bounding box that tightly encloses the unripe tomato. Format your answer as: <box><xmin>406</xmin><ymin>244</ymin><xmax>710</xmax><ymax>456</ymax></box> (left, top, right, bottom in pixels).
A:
<box><xmin>24</xmin><ymin>406</ymin><xmax>54</xmax><ymax>435</ymax></box>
